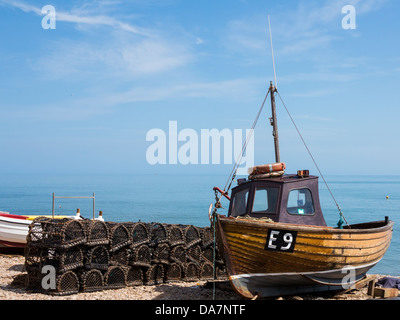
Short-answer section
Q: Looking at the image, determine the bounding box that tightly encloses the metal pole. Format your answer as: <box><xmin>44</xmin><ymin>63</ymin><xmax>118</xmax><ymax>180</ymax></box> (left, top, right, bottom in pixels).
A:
<box><xmin>269</xmin><ymin>81</ymin><xmax>280</xmax><ymax>163</ymax></box>
<box><xmin>93</xmin><ymin>193</ymin><xmax>95</xmax><ymax>220</ymax></box>
<box><xmin>52</xmin><ymin>192</ymin><xmax>55</xmax><ymax>218</ymax></box>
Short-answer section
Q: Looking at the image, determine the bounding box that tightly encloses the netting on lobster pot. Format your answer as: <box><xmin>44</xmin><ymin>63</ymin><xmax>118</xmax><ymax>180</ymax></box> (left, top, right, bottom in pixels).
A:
<box><xmin>182</xmin><ymin>262</ymin><xmax>199</xmax><ymax>282</ymax></box>
<box><xmin>200</xmin><ymin>227</ymin><xmax>214</xmax><ymax>248</ymax></box>
<box><xmin>187</xmin><ymin>244</ymin><xmax>202</xmax><ymax>264</ymax></box>
<box><xmin>126</xmin><ymin>266</ymin><xmax>144</xmax><ymax>286</ymax></box>
<box><xmin>183</xmin><ymin>225</ymin><xmax>201</xmax><ymax>248</ymax></box>
<box><xmin>84</xmin><ymin>245</ymin><xmax>109</xmax><ymax>270</ymax></box>
<box><xmin>27</xmin><ymin>217</ymin><xmax>86</xmax><ymax>249</ymax></box>
<box><xmin>152</xmin><ymin>243</ymin><xmax>170</xmax><ymax>265</ymax></box>
<box><xmin>199</xmin><ymin>262</ymin><xmax>214</xmax><ymax>280</ymax></box>
<box><xmin>54</xmin><ymin>246</ymin><xmax>84</xmax><ymax>273</ymax></box>
<box><xmin>145</xmin><ymin>264</ymin><xmax>164</xmax><ymax>286</ymax></box>
<box><xmin>129</xmin><ymin>244</ymin><xmax>152</xmax><ymax>268</ymax></box>
<box><xmin>201</xmin><ymin>246</ymin><xmax>213</xmax><ymax>264</ymax></box>
<box><xmin>26</xmin><ymin>269</ymin><xmax>44</xmax><ymax>291</ymax></box>
<box><xmin>104</xmin><ymin>266</ymin><xmax>127</xmax><ymax>289</ymax></box>
<box><xmin>164</xmin><ymin>263</ymin><xmax>182</xmax><ymax>283</ymax></box>
<box><xmin>148</xmin><ymin>223</ymin><xmax>168</xmax><ymax>247</ymax></box>
<box><xmin>24</xmin><ymin>246</ymin><xmax>47</xmax><ymax>272</ymax></box>
<box><xmin>170</xmin><ymin>245</ymin><xmax>187</xmax><ymax>265</ymax></box>
<box><xmin>110</xmin><ymin>247</ymin><xmax>129</xmax><ymax>267</ymax></box>
<box><xmin>83</xmin><ymin>220</ymin><xmax>110</xmax><ymax>246</ymax></box>
<box><xmin>25</xmin><ymin>246</ymin><xmax>84</xmax><ymax>273</ymax></box>
<box><xmin>168</xmin><ymin>225</ymin><xmax>185</xmax><ymax>247</ymax></box>
<box><xmin>51</xmin><ymin>271</ymin><xmax>80</xmax><ymax>296</ymax></box>
<box><xmin>106</xmin><ymin>222</ymin><xmax>131</xmax><ymax>252</ymax></box>
<box><xmin>79</xmin><ymin>269</ymin><xmax>104</xmax><ymax>292</ymax></box>
<box><xmin>125</xmin><ymin>222</ymin><xmax>150</xmax><ymax>247</ymax></box>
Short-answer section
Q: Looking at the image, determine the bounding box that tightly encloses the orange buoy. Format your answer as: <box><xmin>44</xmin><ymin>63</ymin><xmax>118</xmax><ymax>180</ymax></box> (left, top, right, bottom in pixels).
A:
<box><xmin>247</xmin><ymin>162</ymin><xmax>286</xmax><ymax>175</ymax></box>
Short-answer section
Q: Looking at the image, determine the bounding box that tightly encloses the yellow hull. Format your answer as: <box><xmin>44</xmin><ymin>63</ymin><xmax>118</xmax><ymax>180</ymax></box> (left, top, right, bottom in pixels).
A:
<box><xmin>216</xmin><ymin>215</ymin><xmax>393</xmax><ymax>298</ymax></box>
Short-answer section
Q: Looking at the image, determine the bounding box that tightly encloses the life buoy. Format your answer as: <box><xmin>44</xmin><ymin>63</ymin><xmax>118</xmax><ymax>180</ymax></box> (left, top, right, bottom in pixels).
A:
<box><xmin>247</xmin><ymin>162</ymin><xmax>286</xmax><ymax>175</ymax></box>
<box><xmin>248</xmin><ymin>170</ymin><xmax>285</xmax><ymax>180</ymax></box>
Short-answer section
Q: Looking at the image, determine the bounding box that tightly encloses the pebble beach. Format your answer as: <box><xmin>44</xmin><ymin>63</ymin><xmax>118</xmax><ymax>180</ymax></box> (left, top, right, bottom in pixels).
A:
<box><xmin>1</xmin><ymin>253</ymin><xmax>397</xmax><ymax>301</ymax></box>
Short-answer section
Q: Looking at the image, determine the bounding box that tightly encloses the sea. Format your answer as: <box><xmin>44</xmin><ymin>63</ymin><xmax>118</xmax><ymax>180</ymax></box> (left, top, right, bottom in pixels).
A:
<box><xmin>0</xmin><ymin>173</ymin><xmax>398</xmax><ymax>276</ymax></box>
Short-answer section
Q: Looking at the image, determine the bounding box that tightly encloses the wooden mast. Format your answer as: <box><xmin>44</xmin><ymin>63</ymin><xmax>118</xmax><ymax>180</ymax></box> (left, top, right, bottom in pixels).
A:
<box><xmin>269</xmin><ymin>81</ymin><xmax>280</xmax><ymax>163</ymax></box>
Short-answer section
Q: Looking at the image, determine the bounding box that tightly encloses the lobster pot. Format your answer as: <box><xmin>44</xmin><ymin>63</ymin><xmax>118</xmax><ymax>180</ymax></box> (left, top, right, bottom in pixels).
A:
<box><xmin>129</xmin><ymin>244</ymin><xmax>152</xmax><ymax>268</ymax></box>
<box><xmin>201</xmin><ymin>246</ymin><xmax>213</xmax><ymax>264</ymax></box>
<box><xmin>106</xmin><ymin>222</ymin><xmax>131</xmax><ymax>252</ymax></box>
<box><xmin>79</xmin><ymin>269</ymin><xmax>104</xmax><ymax>293</ymax></box>
<box><xmin>84</xmin><ymin>245</ymin><xmax>109</xmax><ymax>270</ymax></box>
<box><xmin>145</xmin><ymin>264</ymin><xmax>164</xmax><ymax>286</ymax></box>
<box><xmin>152</xmin><ymin>243</ymin><xmax>170</xmax><ymax>265</ymax></box>
<box><xmin>183</xmin><ymin>262</ymin><xmax>199</xmax><ymax>282</ymax></box>
<box><xmin>183</xmin><ymin>225</ymin><xmax>201</xmax><ymax>248</ymax></box>
<box><xmin>125</xmin><ymin>222</ymin><xmax>150</xmax><ymax>247</ymax></box>
<box><xmin>200</xmin><ymin>227</ymin><xmax>214</xmax><ymax>249</ymax></box>
<box><xmin>27</xmin><ymin>217</ymin><xmax>86</xmax><ymax>249</ymax></box>
<box><xmin>187</xmin><ymin>245</ymin><xmax>202</xmax><ymax>264</ymax></box>
<box><xmin>110</xmin><ymin>247</ymin><xmax>129</xmax><ymax>267</ymax></box>
<box><xmin>164</xmin><ymin>263</ymin><xmax>182</xmax><ymax>283</ymax></box>
<box><xmin>148</xmin><ymin>223</ymin><xmax>168</xmax><ymax>247</ymax></box>
<box><xmin>199</xmin><ymin>262</ymin><xmax>214</xmax><ymax>280</ymax></box>
<box><xmin>170</xmin><ymin>245</ymin><xmax>187</xmax><ymax>265</ymax></box>
<box><xmin>168</xmin><ymin>225</ymin><xmax>185</xmax><ymax>247</ymax></box>
<box><xmin>26</xmin><ymin>270</ymin><xmax>80</xmax><ymax>296</ymax></box>
<box><xmin>83</xmin><ymin>220</ymin><xmax>110</xmax><ymax>246</ymax></box>
<box><xmin>26</xmin><ymin>269</ymin><xmax>44</xmax><ymax>291</ymax></box>
<box><xmin>25</xmin><ymin>246</ymin><xmax>84</xmax><ymax>273</ymax></box>
<box><xmin>104</xmin><ymin>266</ymin><xmax>127</xmax><ymax>289</ymax></box>
<box><xmin>24</xmin><ymin>246</ymin><xmax>47</xmax><ymax>271</ymax></box>
<box><xmin>126</xmin><ymin>266</ymin><xmax>144</xmax><ymax>286</ymax></box>
<box><xmin>201</xmin><ymin>246</ymin><xmax>224</xmax><ymax>266</ymax></box>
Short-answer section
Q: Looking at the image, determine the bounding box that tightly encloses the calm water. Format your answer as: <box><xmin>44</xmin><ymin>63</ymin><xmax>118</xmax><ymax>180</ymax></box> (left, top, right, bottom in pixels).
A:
<box><xmin>0</xmin><ymin>173</ymin><xmax>398</xmax><ymax>276</ymax></box>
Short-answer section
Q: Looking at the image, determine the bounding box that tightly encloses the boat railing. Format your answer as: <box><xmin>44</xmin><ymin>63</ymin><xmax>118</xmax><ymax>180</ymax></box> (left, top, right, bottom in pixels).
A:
<box><xmin>52</xmin><ymin>192</ymin><xmax>96</xmax><ymax>219</ymax></box>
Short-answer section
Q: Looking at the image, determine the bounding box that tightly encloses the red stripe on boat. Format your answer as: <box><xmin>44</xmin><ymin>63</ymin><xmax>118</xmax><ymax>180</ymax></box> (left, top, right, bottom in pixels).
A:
<box><xmin>0</xmin><ymin>213</ymin><xmax>29</xmax><ymax>220</ymax></box>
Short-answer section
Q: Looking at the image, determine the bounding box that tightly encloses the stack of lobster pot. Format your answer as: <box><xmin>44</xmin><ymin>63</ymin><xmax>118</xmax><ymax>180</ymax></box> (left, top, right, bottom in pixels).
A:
<box><xmin>24</xmin><ymin>217</ymin><xmax>227</xmax><ymax>296</ymax></box>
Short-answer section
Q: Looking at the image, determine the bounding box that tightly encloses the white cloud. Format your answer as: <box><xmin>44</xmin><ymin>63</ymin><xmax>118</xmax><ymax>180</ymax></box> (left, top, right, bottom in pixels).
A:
<box><xmin>1</xmin><ymin>0</ymin><xmax>196</xmax><ymax>78</ymax></box>
<box><xmin>224</xmin><ymin>0</ymin><xmax>388</xmax><ymax>57</ymax></box>
<box><xmin>0</xmin><ymin>0</ymin><xmax>150</xmax><ymax>35</ymax></box>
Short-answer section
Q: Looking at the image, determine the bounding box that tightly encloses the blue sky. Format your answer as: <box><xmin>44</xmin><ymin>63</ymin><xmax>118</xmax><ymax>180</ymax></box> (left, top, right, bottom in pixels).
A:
<box><xmin>0</xmin><ymin>0</ymin><xmax>399</xmax><ymax>176</ymax></box>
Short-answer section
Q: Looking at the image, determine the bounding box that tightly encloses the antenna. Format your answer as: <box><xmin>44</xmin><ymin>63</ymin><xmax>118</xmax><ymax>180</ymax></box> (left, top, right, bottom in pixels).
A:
<box><xmin>268</xmin><ymin>14</ymin><xmax>277</xmax><ymax>88</ymax></box>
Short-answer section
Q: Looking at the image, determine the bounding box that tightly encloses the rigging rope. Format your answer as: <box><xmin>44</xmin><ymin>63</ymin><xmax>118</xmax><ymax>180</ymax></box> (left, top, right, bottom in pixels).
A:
<box><xmin>275</xmin><ymin>90</ymin><xmax>349</xmax><ymax>228</ymax></box>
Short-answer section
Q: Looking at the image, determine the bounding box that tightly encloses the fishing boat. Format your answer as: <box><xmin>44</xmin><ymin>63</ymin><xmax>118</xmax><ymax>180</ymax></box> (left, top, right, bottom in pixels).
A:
<box><xmin>210</xmin><ymin>82</ymin><xmax>394</xmax><ymax>298</ymax></box>
<box><xmin>0</xmin><ymin>212</ymin><xmax>35</xmax><ymax>248</ymax></box>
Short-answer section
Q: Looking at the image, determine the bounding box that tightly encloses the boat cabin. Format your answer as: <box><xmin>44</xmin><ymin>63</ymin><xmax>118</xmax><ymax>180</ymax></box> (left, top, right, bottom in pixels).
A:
<box><xmin>228</xmin><ymin>171</ymin><xmax>327</xmax><ymax>226</ymax></box>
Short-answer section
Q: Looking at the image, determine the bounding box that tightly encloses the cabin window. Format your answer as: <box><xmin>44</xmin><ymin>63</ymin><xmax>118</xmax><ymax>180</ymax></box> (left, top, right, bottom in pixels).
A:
<box><xmin>287</xmin><ymin>188</ymin><xmax>315</xmax><ymax>215</ymax></box>
<box><xmin>252</xmin><ymin>187</ymin><xmax>279</xmax><ymax>214</ymax></box>
<box><xmin>231</xmin><ymin>188</ymin><xmax>249</xmax><ymax>217</ymax></box>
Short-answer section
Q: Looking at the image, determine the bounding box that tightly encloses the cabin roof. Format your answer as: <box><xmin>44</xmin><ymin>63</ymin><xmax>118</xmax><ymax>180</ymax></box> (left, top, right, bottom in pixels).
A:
<box><xmin>237</xmin><ymin>173</ymin><xmax>318</xmax><ymax>187</ymax></box>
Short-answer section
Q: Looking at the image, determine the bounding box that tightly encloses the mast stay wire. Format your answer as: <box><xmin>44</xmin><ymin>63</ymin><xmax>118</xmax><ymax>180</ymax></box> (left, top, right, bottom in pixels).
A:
<box><xmin>275</xmin><ymin>90</ymin><xmax>350</xmax><ymax>228</ymax></box>
<box><xmin>221</xmin><ymin>89</ymin><xmax>271</xmax><ymax>197</ymax></box>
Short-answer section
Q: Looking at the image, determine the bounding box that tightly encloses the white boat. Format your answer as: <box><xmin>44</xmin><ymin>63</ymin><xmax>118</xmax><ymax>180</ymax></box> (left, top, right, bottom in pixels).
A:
<box><xmin>0</xmin><ymin>211</ymin><xmax>80</xmax><ymax>249</ymax></box>
<box><xmin>0</xmin><ymin>212</ymin><xmax>37</xmax><ymax>248</ymax></box>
